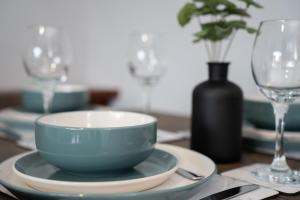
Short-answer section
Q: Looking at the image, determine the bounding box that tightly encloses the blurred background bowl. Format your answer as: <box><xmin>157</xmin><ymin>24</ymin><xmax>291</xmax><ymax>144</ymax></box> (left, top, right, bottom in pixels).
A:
<box><xmin>22</xmin><ymin>84</ymin><xmax>89</xmax><ymax>113</ymax></box>
<box><xmin>244</xmin><ymin>95</ymin><xmax>300</xmax><ymax>131</ymax></box>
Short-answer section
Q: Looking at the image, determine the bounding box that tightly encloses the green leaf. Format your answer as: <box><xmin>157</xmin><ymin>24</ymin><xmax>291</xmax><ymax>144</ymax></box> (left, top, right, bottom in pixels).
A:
<box><xmin>227</xmin><ymin>20</ymin><xmax>247</xmax><ymax>29</ymax></box>
<box><xmin>246</xmin><ymin>27</ymin><xmax>257</xmax><ymax>33</ymax></box>
<box><xmin>227</xmin><ymin>20</ymin><xmax>257</xmax><ymax>34</ymax></box>
<box><xmin>223</xmin><ymin>7</ymin><xmax>250</xmax><ymax>17</ymax></box>
<box><xmin>177</xmin><ymin>0</ymin><xmax>262</xmax><ymax>43</ymax></box>
<box><xmin>239</xmin><ymin>0</ymin><xmax>263</xmax><ymax>8</ymax></box>
<box><xmin>177</xmin><ymin>3</ymin><xmax>197</xmax><ymax>26</ymax></box>
<box><xmin>195</xmin><ymin>6</ymin><xmax>212</xmax><ymax>16</ymax></box>
<box><xmin>194</xmin><ymin>20</ymin><xmax>234</xmax><ymax>42</ymax></box>
<box><xmin>193</xmin><ymin>27</ymin><xmax>210</xmax><ymax>43</ymax></box>
<box><xmin>194</xmin><ymin>0</ymin><xmax>233</xmax><ymax>15</ymax></box>
<box><xmin>194</xmin><ymin>0</ymin><xmax>250</xmax><ymax>17</ymax></box>
<box><xmin>193</xmin><ymin>20</ymin><xmax>257</xmax><ymax>42</ymax></box>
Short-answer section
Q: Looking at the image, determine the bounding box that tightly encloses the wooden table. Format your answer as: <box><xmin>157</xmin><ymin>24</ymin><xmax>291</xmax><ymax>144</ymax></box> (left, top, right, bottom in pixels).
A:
<box><xmin>0</xmin><ymin>112</ymin><xmax>299</xmax><ymax>200</ymax></box>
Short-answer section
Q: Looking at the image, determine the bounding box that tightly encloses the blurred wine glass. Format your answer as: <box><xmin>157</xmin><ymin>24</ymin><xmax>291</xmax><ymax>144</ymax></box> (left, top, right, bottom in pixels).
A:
<box><xmin>251</xmin><ymin>19</ymin><xmax>300</xmax><ymax>184</ymax></box>
<box><xmin>23</xmin><ymin>25</ymin><xmax>71</xmax><ymax>113</ymax></box>
<box><xmin>127</xmin><ymin>32</ymin><xmax>166</xmax><ymax>112</ymax></box>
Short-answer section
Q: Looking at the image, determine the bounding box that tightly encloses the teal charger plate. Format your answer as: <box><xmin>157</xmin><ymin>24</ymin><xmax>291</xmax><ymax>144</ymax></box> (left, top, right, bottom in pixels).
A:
<box><xmin>13</xmin><ymin>150</ymin><xmax>177</xmax><ymax>194</ymax></box>
<box><xmin>0</xmin><ymin>144</ymin><xmax>217</xmax><ymax>200</ymax></box>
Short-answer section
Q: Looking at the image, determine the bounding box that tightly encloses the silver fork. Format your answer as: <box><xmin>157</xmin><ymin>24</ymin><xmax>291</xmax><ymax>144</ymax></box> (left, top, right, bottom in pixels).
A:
<box><xmin>176</xmin><ymin>168</ymin><xmax>205</xmax><ymax>181</ymax></box>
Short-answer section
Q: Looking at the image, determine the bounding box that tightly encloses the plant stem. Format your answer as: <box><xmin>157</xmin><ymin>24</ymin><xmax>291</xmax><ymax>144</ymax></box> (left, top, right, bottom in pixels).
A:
<box><xmin>142</xmin><ymin>84</ymin><xmax>152</xmax><ymax>114</ymax></box>
<box><xmin>216</xmin><ymin>41</ymin><xmax>222</xmax><ymax>62</ymax></box>
<box><xmin>196</xmin><ymin>17</ymin><xmax>212</xmax><ymax>60</ymax></box>
<box><xmin>222</xmin><ymin>14</ymin><xmax>245</xmax><ymax>61</ymax></box>
<box><xmin>211</xmin><ymin>15</ymin><xmax>222</xmax><ymax>62</ymax></box>
<box><xmin>211</xmin><ymin>42</ymin><xmax>217</xmax><ymax>61</ymax></box>
<box><xmin>222</xmin><ymin>30</ymin><xmax>236</xmax><ymax>61</ymax></box>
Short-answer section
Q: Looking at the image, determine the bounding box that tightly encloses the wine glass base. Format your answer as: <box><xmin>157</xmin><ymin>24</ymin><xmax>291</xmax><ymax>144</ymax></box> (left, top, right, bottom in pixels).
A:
<box><xmin>252</xmin><ymin>167</ymin><xmax>300</xmax><ymax>184</ymax></box>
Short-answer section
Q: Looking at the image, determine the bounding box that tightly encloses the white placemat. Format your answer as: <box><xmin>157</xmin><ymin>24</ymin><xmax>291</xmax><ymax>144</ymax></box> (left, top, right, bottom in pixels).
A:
<box><xmin>222</xmin><ymin>164</ymin><xmax>300</xmax><ymax>194</ymax></box>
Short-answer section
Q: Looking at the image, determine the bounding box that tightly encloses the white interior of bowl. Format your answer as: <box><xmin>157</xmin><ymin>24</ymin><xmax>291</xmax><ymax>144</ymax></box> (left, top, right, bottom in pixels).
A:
<box><xmin>24</xmin><ymin>84</ymin><xmax>87</xmax><ymax>93</ymax></box>
<box><xmin>37</xmin><ymin>111</ymin><xmax>156</xmax><ymax>128</ymax></box>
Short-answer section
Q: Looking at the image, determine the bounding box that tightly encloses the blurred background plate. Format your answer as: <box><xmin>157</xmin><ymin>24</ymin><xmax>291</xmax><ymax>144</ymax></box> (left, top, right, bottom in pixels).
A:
<box><xmin>243</xmin><ymin>125</ymin><xmax>300</xmax><ymax>160</ymax></box>
<box><xmin>244</xmin><ymin>95</ymin><xmax>300</xmax><ymax>131</ymax></box>
<box><xmin>22</xmin><ymin>84</ymin><xmax>89</xmax><ymax>113</ymax></box>
<box><xmin>243</xmin><ymin>95</ymin><xmax>300</xmax><ymax>159</ymax></box>
<box><xmin>0</xmin><ymin>108</ymin><xmax>39</xmax><ymax>130</ymax></box>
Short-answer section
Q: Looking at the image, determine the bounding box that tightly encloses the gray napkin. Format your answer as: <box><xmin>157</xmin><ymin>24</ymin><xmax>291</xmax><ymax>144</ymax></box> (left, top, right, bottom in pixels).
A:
<box><xmin>222</xmin><ymin>164</ymin><xmax>300</xmax><ymax>194</ymax></box>
<box><xmin>189</xmin><ymin>175</ymin><xmax>278</xmax><ymax>200</ymax></box>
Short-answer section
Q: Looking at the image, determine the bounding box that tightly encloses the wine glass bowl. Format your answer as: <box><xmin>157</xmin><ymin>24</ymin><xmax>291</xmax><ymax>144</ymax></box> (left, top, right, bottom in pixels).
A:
<box><xmin>251</xmin><ymin>19</ymin><xmax>300</xmax><ymax>184</ymax></box>
<box><xmin>23</xmin><ymin>25</ymin><xmax>71</xmax><ymax>113</ymax></box>
<box><xmin>127</xmin><ymin>32</ymin><xmax>166</xmax><ymax>112</ymax></box>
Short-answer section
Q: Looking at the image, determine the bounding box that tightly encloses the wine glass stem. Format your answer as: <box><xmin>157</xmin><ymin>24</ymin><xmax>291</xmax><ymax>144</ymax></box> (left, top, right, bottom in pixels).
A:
<box><xmin>41</xmin><ymin>81</ymin><xmax>56</xmax><ymax>113</ymax></box>
<box><xmin>271</xmin><ymin>102</ymin><xmax>289</xmax><ymax>172</ymax></box>
<box><xmin>142</xmin><ymin>85</ymin><xmax>152</xmax><ymax>113</ymax></box>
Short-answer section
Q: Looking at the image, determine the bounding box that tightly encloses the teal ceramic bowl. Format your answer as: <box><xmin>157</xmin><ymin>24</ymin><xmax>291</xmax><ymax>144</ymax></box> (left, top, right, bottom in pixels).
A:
<box><xmin>22</xmin><ymin>84</ymin><xmax>89</xmax><ymax>113</ymax></box>
<box><xmin>35</xmin><ymin>111</ymin><xmax>157</xmax><ymax>173</ymax></box>
<box><xmin>244</xmin><ymin>96</ymin><xmax>300</xmax><ymax>131</ymax></box>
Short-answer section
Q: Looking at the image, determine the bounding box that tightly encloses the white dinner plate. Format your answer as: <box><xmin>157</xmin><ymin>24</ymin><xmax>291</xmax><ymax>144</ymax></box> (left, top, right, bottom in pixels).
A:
<box><xmin>0</xmin><ymin>108</ymin><xmax>40</xmax><ymax>129</ymax></box>
<box><xmin>0</xmin><ymin>144</ymin><xmax>216</xmax><ymax>199</ymax></box>
<box><xmin>13</xmin><ymin>149</ymin><xmax>178</xmax><ymax>194</ymax></box>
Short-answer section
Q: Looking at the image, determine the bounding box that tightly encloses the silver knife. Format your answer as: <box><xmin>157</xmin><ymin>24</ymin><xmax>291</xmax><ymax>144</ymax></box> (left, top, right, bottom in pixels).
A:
<box><xmin>199</xmin><ymin>184</ymin><xmax>259</xmax><ymax>200</ymax></box>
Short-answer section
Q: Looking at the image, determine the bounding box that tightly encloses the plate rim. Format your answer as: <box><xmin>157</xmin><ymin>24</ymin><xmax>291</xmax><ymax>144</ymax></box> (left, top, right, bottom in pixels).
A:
<box><xmin>1</xmin><ymin>144</ymin><xmax>217</xmax><ymax>198</ymax></box>
<box><xmin>0</xmin><ymin>108</ymin><xmax>39</xmax><ymax>125</ymax></box>
<box><xmin>12</xmin><ymin>149</ymin><xmax>178</xmax><ymax>187</ymax></box>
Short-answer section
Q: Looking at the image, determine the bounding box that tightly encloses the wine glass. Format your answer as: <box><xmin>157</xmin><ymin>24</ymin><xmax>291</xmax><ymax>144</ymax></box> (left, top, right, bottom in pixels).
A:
<box><xmin>251</xmin><ymin>19</ymin><xmax>300</xmax><ymax>184</ymax></box>
<box><xmin>23</xmin><ymin>25</ymin><xmax>71</xmax><ymax>113</ymax></box>
<box><xmin>127</xmin><ymin>32</ymin><xmax>166</xmax><ymax>113</ymax></box>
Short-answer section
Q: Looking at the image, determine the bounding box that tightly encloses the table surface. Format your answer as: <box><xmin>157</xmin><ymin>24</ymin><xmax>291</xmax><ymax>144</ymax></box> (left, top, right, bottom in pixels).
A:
<box><xmin>0</xmin><ymin>112</ymin><xmax>299</xmax><ymax>200</ymax></box>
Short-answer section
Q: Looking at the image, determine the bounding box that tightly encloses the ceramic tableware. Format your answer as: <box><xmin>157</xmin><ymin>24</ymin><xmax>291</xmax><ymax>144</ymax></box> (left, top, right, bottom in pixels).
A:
<box><xmin>0</xmin><ymin>144</ymin><xmax>216</xmax><ymax>200</ymax></box>
<box><xmin>22</xmin><ymin>84</ymin><xmax>89</xmax><ymax>113</ymax></box>
<box><xmin>13</xmin><ymin>149</ymin><xmax>177</xmax><ymax>194</ymax></box>
<box><xmin>243</xmin><ymin>125</ymin><xmax>300</xmax><ymax>159</ymax></box>
<box><xmin>0</xmin><ymin>109</ymin><xmax>37</xmax><ymax>147</ymax></box>
<box><xmin>35</xmin><ymin>111</ymin><xmax>157</xmax><ymax>173</ymax></box>
<box><xmin>244</xmin><ymin>95</ymin><xmax>300</xmax><ymax>131</ymax></box>
<box><xmin>0</xmin><ymin>108</ymin><xmax>39</xmax><ymax>130</ymax></box>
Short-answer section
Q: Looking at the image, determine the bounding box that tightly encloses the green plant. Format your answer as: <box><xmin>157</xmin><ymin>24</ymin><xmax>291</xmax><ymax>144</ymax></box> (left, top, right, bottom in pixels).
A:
<box><xmin>177</xmin><ymin>0</ymin><xmax>262</xmax><ymax>61</ymax></box>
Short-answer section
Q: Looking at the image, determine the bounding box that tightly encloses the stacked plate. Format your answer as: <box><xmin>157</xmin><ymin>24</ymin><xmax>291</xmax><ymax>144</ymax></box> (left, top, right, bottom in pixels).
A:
<box><xmin>0</xmin><ymin>84</ymin><xmax>88</xmax><ymax>141</ymax></box>
<box><xmin>243</xmin><ymin>96</ymin><xmax>300</xmax><ymax>159</ymax></box>
<box><xmin>0</xmin><ymin>144</ymin><xmax>216</xmax><ymax>200</ymax></box>
<box><xmin>0</xmin><ymin>111</ymin><xmax>216</xmax><ymax>200</ymax></box>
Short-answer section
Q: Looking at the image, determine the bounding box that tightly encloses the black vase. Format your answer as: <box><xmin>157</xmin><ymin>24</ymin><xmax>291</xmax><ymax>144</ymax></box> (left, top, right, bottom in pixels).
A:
<box><xmin>191</xmin><ymin>62</ymin><xmax>243</xmax><ymax>163</ymax></box>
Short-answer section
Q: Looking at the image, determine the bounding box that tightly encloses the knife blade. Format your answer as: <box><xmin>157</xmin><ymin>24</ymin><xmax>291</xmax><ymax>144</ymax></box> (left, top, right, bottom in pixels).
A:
<box><xmin>199</xmin><ymin>184</ymin><xmax>259</xmax><ymax>200</ymax></box>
